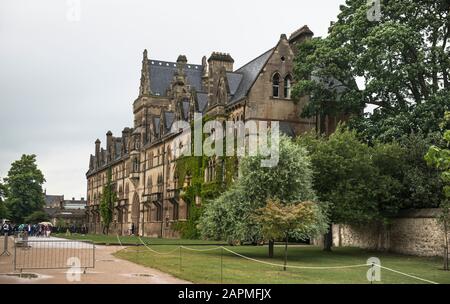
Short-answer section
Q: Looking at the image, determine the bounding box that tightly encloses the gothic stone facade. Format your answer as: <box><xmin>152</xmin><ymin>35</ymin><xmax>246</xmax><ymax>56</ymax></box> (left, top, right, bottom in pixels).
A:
<box><xmin>86</xmin><ymin>25</ymin><xmax>336</xmax><ymax>237</ymax></box>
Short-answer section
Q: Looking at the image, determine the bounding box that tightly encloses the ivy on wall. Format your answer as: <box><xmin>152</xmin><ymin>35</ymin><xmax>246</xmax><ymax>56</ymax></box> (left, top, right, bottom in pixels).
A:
<box><xmin>173</xmin><ymin>115</ymin><xmax>238</xmax><ymax>238</ymax></box>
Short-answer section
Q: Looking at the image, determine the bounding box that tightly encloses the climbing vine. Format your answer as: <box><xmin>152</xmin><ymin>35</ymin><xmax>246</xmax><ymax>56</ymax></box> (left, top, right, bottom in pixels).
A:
<box><xmin>173</xmin><ymin>115</ymin><xmax>238</xmax><ymax>238</ymax></box>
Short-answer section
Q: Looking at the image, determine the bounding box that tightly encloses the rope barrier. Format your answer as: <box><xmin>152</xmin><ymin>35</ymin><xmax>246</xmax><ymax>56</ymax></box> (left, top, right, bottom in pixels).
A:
<box><xmin>221</xmin><ymin>247</ymin><xmax>370</xmax><ymax>270</ymax></box>
<box><xmin>138</xmin><ymin>236</ymin><xmax>180</xmax><ymax>255</ymax></box>
<box><xmin>373</xmin><ymin>264</ymin><xmax>439</xmax><ymax>285</ymax></box>
<box><xmin>181</xmin><ymin>245</ymin><xmax>223</xmax><ymax>252</ymax></box>
<box><xmin>115</xmin><ymin>234</ymin><xmax>439</xmax><ymax>284</ymax></box>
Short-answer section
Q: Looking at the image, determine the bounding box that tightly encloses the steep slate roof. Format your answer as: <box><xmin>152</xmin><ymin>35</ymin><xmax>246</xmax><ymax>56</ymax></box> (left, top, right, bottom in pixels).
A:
<box><xmin>228</xmin><ymin>49</ymin><xmax>274</xmax><ymax>104</ymax></box>
<box><xmin>149</xmin><ymin>60</ymin><xmax>203</xmax><ymax>96</ymax></box>
<box><xmin>226</xmin><ymin>72</ymin><xmax>243</xmax><ymax>96</ymax></box>
<box><xmin>182</xmin><ymin>100</ymin><xmax>190</xmax><ymax>120</ymax></box>
<box><xmin>196</xmin><ymin>93</ymin><xmax>209</xmax><ymax>113</ymax></box>
<box><xmin>153</xmin><ymin>117</ymin><xmax>161</xmax><ymax>136</ymax></box>
<box><xmin>163</xmin><ymin>111</ymin><xmax>175</xmax><ymax>131</ymax></box>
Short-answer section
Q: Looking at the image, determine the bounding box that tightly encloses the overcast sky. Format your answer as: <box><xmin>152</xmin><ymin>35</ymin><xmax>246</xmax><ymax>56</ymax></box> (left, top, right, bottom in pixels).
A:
<box><xmin>0</xmin><ymin>0</ymin><xmax>346</xmax><ymax>199</ymax></box>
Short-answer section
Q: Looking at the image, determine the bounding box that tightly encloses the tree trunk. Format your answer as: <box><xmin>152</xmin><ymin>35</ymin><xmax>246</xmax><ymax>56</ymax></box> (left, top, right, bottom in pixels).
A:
<box><xmin>283</xmin><ymin>234</ymin><xmax>288</xmax><ymax>271</ymax></box>
<box><xmin>323</xmin><ymin>224</ymin><xmax>333</xmax><ymax>251</ymax></box>
<box><xmin>268</xmin><ymin>239</ymin><xmax>274</xmax><ymax>258</ymax></box>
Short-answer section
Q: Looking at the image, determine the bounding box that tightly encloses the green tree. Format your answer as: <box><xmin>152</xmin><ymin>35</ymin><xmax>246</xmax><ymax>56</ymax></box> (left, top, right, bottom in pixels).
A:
<box><xmin>24</xmin><ymin>210</ymin><xmax>50</xmax><ymax>223</ymax></box>
<box><xmin>425</xmin><ymin>111</ymin><xmax>450</xmax><ymax>271</ymax></box>
<box><xmin>198</xmin><ymin>136</ymin><xmax>328</xmax><ymax>257</ymax></box>
<box><xmin>255</xmin><ymin>200</ymin><xmax>328</xmax><ymax>270</ymax></box>
<box><xmin>0</xmin><ymin>180</ymin><xmax>8</xmax><ymax>219</ymax></box>
<box><xmin>100</xmin><ymin>168</ymin><xmax>116</xmax><ymax>235</ymax></box>
<box><xmin>4</xmin><ymin>154</ymin><xmax>45</xmax><ymax>223</ymax></box>
<box><xmin>299</xmin><ymin>128</ymin><xmax>404</xmax><ymax>250</ymax></box>
<box><xmin>293</xmin><ymin>0</ymin><xmax>450</xmax><ymax>140</ymax></box>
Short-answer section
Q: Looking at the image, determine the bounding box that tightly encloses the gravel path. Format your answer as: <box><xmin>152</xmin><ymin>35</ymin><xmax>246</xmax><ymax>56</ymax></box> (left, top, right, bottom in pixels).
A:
<box><xmin>0</xmin><ymin>236</ymin><xmax>190</xmax><ymax>284</ymax></box>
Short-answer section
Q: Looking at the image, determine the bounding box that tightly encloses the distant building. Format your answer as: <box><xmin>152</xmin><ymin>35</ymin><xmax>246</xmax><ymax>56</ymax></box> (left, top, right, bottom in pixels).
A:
<box><xmin>44</xmin><ymin>194</ymin><xmax>87</xmax><ymax>226</ymax></box>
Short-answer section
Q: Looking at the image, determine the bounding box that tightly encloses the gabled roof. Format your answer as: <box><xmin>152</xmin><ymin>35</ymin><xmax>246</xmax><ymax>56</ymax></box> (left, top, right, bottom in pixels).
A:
<box><xmin>149</xmin><ymin>60</ymin><xmax>203</xmax><ymax>96</ymax></box>
<box><xmin>228</xmin><ymin>49</ymin><xmax>274</xmax><ymax>104</ymax></box>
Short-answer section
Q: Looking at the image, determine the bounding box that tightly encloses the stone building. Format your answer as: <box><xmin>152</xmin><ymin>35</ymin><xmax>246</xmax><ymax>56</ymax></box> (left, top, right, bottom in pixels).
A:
<box><xmin>86</xmin><ymin>25</ymin><xmax>337</xmax><ymax>237</ymax></box>
<box><xmin>44</xmin><ymin>194</ymin><xmax>87</xmax><ymax>227</ymax></box>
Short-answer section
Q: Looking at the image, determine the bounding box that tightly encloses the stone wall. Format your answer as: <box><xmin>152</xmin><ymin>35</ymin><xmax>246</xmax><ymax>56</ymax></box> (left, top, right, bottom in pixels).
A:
<box><xmin>331</xmin><ymin>209</ymin><xmax>447</xmax><ymax>257</ymax></box>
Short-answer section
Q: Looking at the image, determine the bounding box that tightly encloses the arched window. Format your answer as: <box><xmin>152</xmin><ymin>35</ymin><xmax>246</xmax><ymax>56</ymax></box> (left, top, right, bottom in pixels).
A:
<box><xmin>284</xmin><ymin>75</ymin><xmax>292</xmax><ymax>99</ymax></box>
<box><xmin>272</xmin><ymin>73</ymin><xmax>280</xmax><ymax>98</ymax></box>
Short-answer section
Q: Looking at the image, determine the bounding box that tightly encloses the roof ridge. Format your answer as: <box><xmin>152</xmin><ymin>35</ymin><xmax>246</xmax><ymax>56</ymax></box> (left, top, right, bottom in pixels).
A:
<box><xmin>148</xmin><ymin>59</ymin><xmax>202</xmax><ymax>67</ymax></box>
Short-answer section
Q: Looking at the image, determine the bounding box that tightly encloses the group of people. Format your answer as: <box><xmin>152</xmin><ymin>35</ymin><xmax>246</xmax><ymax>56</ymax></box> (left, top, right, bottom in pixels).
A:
<box><xmin>1</xmin><ymin>222</ymin><xmax>52</xmax><ymax>237</ymax></box>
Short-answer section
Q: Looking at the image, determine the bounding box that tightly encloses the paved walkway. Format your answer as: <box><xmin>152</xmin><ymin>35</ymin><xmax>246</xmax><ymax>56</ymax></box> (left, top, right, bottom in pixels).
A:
<box><xmin>0</xmin><ymin>236</ymin><xmax>190</xmax><ymax>284</ymax></box>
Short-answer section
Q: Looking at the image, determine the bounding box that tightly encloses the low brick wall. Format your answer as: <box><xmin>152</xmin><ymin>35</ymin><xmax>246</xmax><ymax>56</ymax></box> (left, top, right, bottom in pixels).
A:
<box><xmin>332</xmin><ymin>209</ymin><xmax>447</xmax><ymax>257</ymax></box>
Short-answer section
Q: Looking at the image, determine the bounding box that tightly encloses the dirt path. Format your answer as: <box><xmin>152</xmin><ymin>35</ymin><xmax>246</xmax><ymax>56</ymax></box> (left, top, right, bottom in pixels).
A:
<box><xmin>0</xmin><ymin>236</ymin><xmax>190</xmax><ymax>284</ymax></box>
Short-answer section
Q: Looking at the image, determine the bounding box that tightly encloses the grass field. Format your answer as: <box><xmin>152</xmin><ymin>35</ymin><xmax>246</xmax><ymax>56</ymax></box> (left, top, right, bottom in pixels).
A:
<box><xmin>57</xmin><ymin>234</ymin><xmax>449</xmax><ymax>284</ymax></box>
<box><xmin>113</xmin><ymin>244</ymin><xmax>450</xmax><ymax>284</ymax></box>
<box><xmin>54</xmin><ymin>233</ymin><xmax>227</xmax><ymax>245</ymax></box>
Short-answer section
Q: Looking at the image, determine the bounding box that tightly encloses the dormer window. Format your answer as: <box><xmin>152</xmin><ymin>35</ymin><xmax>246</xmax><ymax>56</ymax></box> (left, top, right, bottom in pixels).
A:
<box><xmin>272</xmin><ymin>73</ymin><xmax>280</xmax><ymax>98</ymax></box>
<box><xmin>284</xmin><ymin>75</ymin><xmax>292</xmax><ymax>99</ymax></box>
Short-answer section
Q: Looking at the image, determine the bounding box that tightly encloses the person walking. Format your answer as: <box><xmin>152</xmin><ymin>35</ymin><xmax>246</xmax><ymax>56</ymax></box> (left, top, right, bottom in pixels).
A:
<box><xmin>2</xmin><ymin>222</ymin><xmax>10</xmax><ymax>236</ymax></box>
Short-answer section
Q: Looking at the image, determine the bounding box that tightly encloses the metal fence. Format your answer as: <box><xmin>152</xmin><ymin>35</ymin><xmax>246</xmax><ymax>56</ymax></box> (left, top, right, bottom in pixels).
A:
<box><xmin>14</xmin><ymin>239</ymin><xmax>95</xmax><ymax>272</ymax></box>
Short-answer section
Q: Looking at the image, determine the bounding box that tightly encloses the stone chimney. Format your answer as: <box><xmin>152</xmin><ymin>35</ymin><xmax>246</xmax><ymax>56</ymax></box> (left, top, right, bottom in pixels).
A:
<box><xmin>207</xmin><ymin>52</ymin><xmax>234</xmax><ymax>106</ymax></box>
<box><xmin>208</xmin><ymin>52</ymin><xmax>234</xmax><ymax>73</ymax></box>
<box><xmin>106</xmin><ymin>130</ymin><xmax>113</xmax><ymax>161</ymax></box>
<box><xmin>95</xmin><ymin>139</ymin><xmax>101</xmax><ymax>167</ymax></box>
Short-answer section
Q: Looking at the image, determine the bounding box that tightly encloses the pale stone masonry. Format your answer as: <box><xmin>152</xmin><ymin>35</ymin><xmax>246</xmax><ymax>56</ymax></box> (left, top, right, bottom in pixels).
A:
<box><xmin>86</xmin><ymin>25</ymin><xmax>339</xmax><ymax>237</ymax></box>
<box><xmin>330</xmin><ymin>209</ymin><xmax>446</xmax><ymax>257</ymax></box>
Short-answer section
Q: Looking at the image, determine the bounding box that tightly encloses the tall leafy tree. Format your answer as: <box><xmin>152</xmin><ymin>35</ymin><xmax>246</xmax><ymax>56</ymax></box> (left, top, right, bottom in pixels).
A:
<box><xmin>0</xmin><ymin>180</ymin><xmax>8</xmax><ymax>219</ymax></box>
<box><xmin>4</xmin><ymin>154</ymin><xmax>45</xmax><ymax>223</ymax></box>
<box><xmin>425</xmin><ymin>111</ymin><xmax>450</xmax><ymax>270</ymax></box>
<box><xmin>199</xmin><ymin>136</ymin><xmax>329</xmax><ymax>257</ymax></box>
<box><xmin>99</xmin><ymin>168</ymin><xmax>116</xmax><ymax>235</ymax></box>
<box><xmin>299</xmin><ymin>128</ymin><xmax>404</xmax><ymax>250</ymax></box>
<box><xmin>293</xmin><ymin>0</ymin><xmax>450</xmax><ymax>140</ymax></box>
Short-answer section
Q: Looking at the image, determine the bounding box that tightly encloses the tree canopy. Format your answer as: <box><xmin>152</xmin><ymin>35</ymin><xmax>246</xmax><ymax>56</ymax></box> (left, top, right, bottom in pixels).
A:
<box><xmin>299</xmin><ymin>128</ymin><xmax>404</xmax><ymax>226</ymax></box>
<box><xmin>0</xmin><ymin>180</ymin><xmax>8</xmax><ymax>219</ymax></box>
<box><xmin>198</xmin><ymin>136</ymin><xmax>328</xmax><ymax>244</ymax></box>
<box><xmin>293</xmin><ymin>0</ymin><xmax>450</xmax><ymax>141</ymax></box>
<box><xmin>4</xmin><ymin>154</ymin><xmax>46</xmax><ymax>223</ymax></box>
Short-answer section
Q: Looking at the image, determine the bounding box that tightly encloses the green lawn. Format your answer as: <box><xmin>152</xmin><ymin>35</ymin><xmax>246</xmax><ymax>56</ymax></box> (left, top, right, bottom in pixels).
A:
<box><xmin>54</xmin><ymin>233</ymin><xmax>227</xmax><ymax>246</ymax></box>
<box><xmin>113</xmin><ymin>244</ymin><xmax>450</xmax><ymax>284</ymax></box>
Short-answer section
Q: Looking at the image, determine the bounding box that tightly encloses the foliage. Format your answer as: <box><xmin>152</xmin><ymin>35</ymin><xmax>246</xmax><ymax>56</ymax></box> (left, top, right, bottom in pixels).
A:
<box><xmin>3</xmin><ymin>154</ymin><xmax>45</xmax><ymax>223</ymax></box>
<box><xmin>198</xmin><ymin>136</ymin><xmax>328</xmax><ymax>244</ymax></box>
<box><xmin>425</xmin><ymin>111</ymin><xmax>450</xmax><ymax>270</ymax></box>
<box><xmin>99</xmin><ymin>168</ymin><xmax>116</xmax><ymax>234</ymax></box>
<box><xmin>0</xmin><ymin>180</ymin><xmax>8</xmax><ymax>219</ymax></box>
<box><xmin>24</xmin><ymin>210</ymin><xmax>50</xmax><ymax>223</ymax></box>
<box><xmin>299</xmin><ymin>128</ymin><xmax>404</xmax><ymax>226</ymax></box>
<box><xmin>292</xmin><ymin>0</ymin><xmax>450</xmax><ymax>140</ymax></box>
<box><xmin>396</xmin><ymin>132</ymin><xmax>444</xmax><ymax>209</ymax></box>
<box><xmin>255</xmin><ymin>200</ymin><xmax>328</xmax><ymax>242</ymax></box>
<box><xmin>172</xmin><ymin>115</ymin><xmax>238</xmax><ymax>239</ymax></box>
